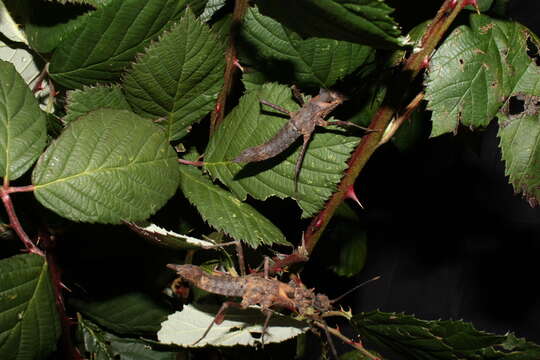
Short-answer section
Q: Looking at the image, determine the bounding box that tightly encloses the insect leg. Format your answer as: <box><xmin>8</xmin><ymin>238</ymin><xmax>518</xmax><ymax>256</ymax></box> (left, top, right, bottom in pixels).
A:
<box><xmin>291</xmin><ymin>85</ymin><xmax>305</xmax><ymax>106</ymax></box>
<box><xmin>193</xmin><ymin>301</ymin><xmax>241</xmax><ymax>345</ymax></box>
<box><xmin>264</xmin><ymin>256</ymin><xmax>269</xmax><ymax>279</ymax></box>
<box><xmin>294</xmin><ymin>134</ymin><xmax>311</xmax><ymax>192</ymax></box>
<box><xmin>235</xmin><ymin>240</ymin><xmax>246</xmax><ymax>277</ymax></box>
<box><xmin>261</xmin><ymin>310</ymin><xmax>273</xmax><ymax>347</ymax></box>
<box><xmin>260</xmin><ymin>99</ymin><xmax>291</xmax><ymax>115</ymax></box>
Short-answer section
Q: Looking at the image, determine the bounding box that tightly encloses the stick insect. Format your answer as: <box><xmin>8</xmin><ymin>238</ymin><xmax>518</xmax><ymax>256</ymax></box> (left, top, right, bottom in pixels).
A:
<box><xmin>167</xmin><ymin>262</ymin><xmax>379</xmax><ymax>357</ymax></box>
<box><xmin>233</xmin><ymin>87</ymin><xmax>372</xmax><ymax>191</ymax></box>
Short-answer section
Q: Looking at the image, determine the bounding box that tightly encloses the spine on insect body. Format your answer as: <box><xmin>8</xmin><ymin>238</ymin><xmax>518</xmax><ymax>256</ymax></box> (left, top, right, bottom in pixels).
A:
<box><xmin>167</xmin><ymin>264</ymin><xmax>247</xmax><ymax>297</ymax></box>
<box><xmin>233</xmin><ymin>122</ymin><xmax>301</xmax><ymax>163</ymax></box>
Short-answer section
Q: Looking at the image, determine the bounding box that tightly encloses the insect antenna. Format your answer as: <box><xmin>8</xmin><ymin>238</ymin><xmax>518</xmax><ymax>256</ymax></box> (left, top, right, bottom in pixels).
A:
<box><xmin>330</xmin><ymin>276</ymin><xmax>381</xmax><ymax>304</ymax></box>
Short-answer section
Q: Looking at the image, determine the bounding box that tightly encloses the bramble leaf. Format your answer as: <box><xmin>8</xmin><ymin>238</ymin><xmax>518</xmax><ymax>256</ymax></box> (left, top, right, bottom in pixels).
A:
<box><xmin>158</xmin><ymin>305</ymin><xmax>309</xmax><ymax>347</ymax></box>
<box><xmin>178</xmin><ymin>164</ymin><xmax>288</xmax><ymax>248</ymax></box>
<box><xmin>49</xmin><ymin>0</ymin><xmax>207</xmax><ymax>89</ymax></box>
<box><xmin>425</xmin><ymin>15</ymin><xmax>538</xmax><ymax>136</ymax></box>
<box><xmin>353</xmin><ymin>311</ymin><xmax>540</xmax><ymax>359</ymax></box>
<box><xmin>126</xmin><ymin>222</ymin><xmax>217</xmax><ymax>250</ymax></box>
<box><xmin>0</xmin><ymin>254</ymin><xmax>61</xmax><ymax>360</ymax></box>
<box><xmin>205</xmin><ymin>83</ymin><xmax>359</xmax><ymax>218</ymax></box>
<box><xmin>497</xmin><ymin>107</ymin><xmax>540</xmax><ymax>207</ymax></box>
<box><xmin>79</xmin><ymin>315</ymin><xmax>177</xmax><ymax>360</ymax></box>
<box><xmin>123</xmin><ymin>9</ymin><xmax>225</xmax><ymax>141</ymax></box>
<box><xmin>32</xmin><ymin>108</ymin><xmax>179</xmax><ymax>224</ymax></box>
<box><xmin>65</xmin><ymin>85</ymin><xmax>131</xmax><ymax>123</ymax></box>
<box><xmin>256</xmin><ymin>0</ymin><xmax>403</xmax><ymax>49</ymax></box>
<box><xmin>240</xmin><ymin>7</ymin><xmax>375</xmax><ymax>89</ymax></box>
<box><xmin>0</xmin><ymin>60</ymin><xmax>47</xmax><ymax>180</ymax></box>
<box><xmin>71</xmin><ymin>293</ymin><xmax>171</xmax><ymax>335</ymax></box>
<box><xmin>25</xmin><ymin>0</ymin><xmax>94</xmax><ymax>54</ymax></box>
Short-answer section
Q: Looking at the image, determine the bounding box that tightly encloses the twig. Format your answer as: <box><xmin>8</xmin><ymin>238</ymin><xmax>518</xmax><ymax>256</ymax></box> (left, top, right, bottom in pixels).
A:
<box><xmin>313</xmin><ymin>321</ymin><xmax>381</xmax><ymax>360</ymax></box>
<box><xmin>0</xmin><ymin>187</ymin><xmax>44</xmax><ymax>256</ymax></box>
<box><xmin>379</xmin><ymin>92</ymin><xmax>425</xmax><ymax>146</ymax></box>
<box><xmin>302</xmin><ymin>0</ymin><xmax>471</xmax><ymax>256</ymax></box>
<box><xmin>209</xmin><ymin>0</ymin><xmax>249</xmax><ymax>134</ymax></box>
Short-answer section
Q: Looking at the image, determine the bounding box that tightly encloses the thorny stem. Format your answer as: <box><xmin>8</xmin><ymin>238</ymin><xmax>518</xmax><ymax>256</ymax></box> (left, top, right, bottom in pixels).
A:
<box><xmin>0</xmin><ymin>186</ymin><xmax>44</xmax><ymax>256</ymax></box>
<box><xmin>313</xmin><ymin>321</ymin><xmax>380</xmax><ymax>360</ymax></box>
<box><xmin>302</xmin><ymin>0</ymin><xmax>470</xmax><ymax>256</ymax></box>
<box><xmin>209</xmin><ymin>0</ymin><xmax>249</xmax><ymax>134</ymax></box>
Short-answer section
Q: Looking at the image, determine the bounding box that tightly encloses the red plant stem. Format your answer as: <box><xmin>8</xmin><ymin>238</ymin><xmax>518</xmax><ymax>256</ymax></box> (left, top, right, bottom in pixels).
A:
<box><xmin>0</xmin><ymin>187</ymin><xmax>44</xmax><ymax>256</ymax></box>
<box><xmin>302</xmin><ymin>0</ymin><xmax>470</xmax><ymax>255</ymax></box>
<box><xmin>42</xmin><ymin>231</ymin><xmax>83</xmax><ymax>360</ymax></box>
<box><xmin>4</xmin><ymin>185</ymin><xmax>36</xmax><ymax>194</ymax></box>
<box><xmin>209</xmin><ymin>0</ymin><xmax>249</xmax><ymax>134</ymax></box>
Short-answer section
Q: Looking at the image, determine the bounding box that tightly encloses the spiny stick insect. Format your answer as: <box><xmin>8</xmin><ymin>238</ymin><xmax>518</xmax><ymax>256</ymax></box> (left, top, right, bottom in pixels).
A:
<box><xmin>167</xmin><ymin>259</ymin><xmax>379</xmax><ymax>358</ymax></box>
<box><xmin>233</xmin><ymin>87</ymin><xmax>373</xmax><ymax>191</ymax></box>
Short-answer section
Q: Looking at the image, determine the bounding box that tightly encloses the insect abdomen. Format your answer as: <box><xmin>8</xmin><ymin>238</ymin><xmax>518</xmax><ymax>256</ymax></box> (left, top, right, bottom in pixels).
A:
<box><xmin>233</xmin><ymin>122</ymin><xmax>300</xmax><ymax>163</ymax></box>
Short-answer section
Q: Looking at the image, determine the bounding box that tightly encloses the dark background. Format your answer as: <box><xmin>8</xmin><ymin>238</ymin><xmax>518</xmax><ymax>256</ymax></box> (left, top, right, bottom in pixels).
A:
<box><xmin>346</xmin><ymin>0</ymin><xmax>540</xmax><ymax>344</ymax></box>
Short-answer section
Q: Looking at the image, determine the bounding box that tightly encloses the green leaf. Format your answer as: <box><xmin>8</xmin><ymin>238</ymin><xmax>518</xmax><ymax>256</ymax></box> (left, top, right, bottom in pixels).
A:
<box><xmin>330</xmin><ymin>228</ymin><xmax>367</xmax><ymax>277</ymax></box>
<box><xmin>178</xmin><ymin>164</ymin><xmax>288</xmax><ymax>248</ymax></box>
<box><xmin>340</xmin><ymin>349</ymin><xmax>381</xmax><ymax>360</ymax></box>
<box><xmin>199</xmin><ymin>0</ymin><xmax>227</xmax><ymax>22</ymax></box>
<box><xmin>122</xmin><ymin>9</ymin><xmax>225</xmax><ymax>141</ymax></box>
<box><xmin>205</xmin><ymin>83</ymin><xmax>360</xmax><ymax>218</ymax></box>
<box><xmin>48</xmin><ymin>0</ymin><xmax>205</xmax><ymax>89</ymax></box>
<box><xmin>497</xmin><ymin>107</ymin><xmax>540</xmax><ymax>206</ymax></box>
<box><xmin>256</xmin><ymin>0</ymin><xmax>403</xmax><ymax>49</ymax></box>
<box><xmin>425</xmin><ymin>15</ymin><xmax>538</xmax><ymax>136</ymax></box>
<box><xmin>79</xmin><ymin>315</ymin><xmax>177</xmax><ymax>360</ymax></box>
<box><xmin>25</xmin><ymin>1</ymin><xmax>96</xmax><ymax>54</ymax></box>
<box><xmin>0</xmin><ymin>254</ymin><xmax>61</xmax><ymax>360</ymax></box>
<box><xmin>0</xmin><ymin>60</ymin><xmax>47</xmax><ymax>180</ymax></box>
<box><xmin>126</xmin><ymin>222</ymin><xmax>218</xmax><ymax>250</ymax></box>
<box><xmin>64</xmin><ymin>85</ymin><xmax>131</xmax><ymax>123</ymax></box>
<box><xmin>239</xmin><ymin>7</ymin><xmax>375</xmax><ymax>89</ymax></box>
<box><xmin>353</xmin><ymin>311</ymin><xmax>540</xmax><ymax>360</ymax></box>
<box><xmin>44</xmin><ymin>0</ymin><xmax>107</xmax><ymax>6</ymax></box>
<box><xmin>158</xmin><ymin>304</ymin><xmax>309</xmax><ymax>347</ymax></box>
<box><xmin>32</xmin><ymin>108</ymin><xmax>179</xmax><ymax>224</ymax></box>
<box><xmin>71</xmin><ymin>293</ymin><xmax>171</xmax><ymax>335</ymax></box>
<box><xmin>465</xmin><ymin>0</ymin><xmax>492</xmax><ymax>12</ymax></box>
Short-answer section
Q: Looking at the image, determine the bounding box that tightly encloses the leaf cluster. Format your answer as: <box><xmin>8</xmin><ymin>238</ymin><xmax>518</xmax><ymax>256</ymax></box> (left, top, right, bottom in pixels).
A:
<box><xmin>0</xmin><ymin>0</ymin><xmax>539</xmax><ymax>359</ymax></box>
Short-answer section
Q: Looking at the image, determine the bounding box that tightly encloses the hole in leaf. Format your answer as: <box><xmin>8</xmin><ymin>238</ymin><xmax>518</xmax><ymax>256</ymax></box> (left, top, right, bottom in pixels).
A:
<box><xmin>249</xmin><ymin>331</ymin><xmax>263</xmax><ymax>339</ymax></box>
<box><xmin>508</xmin><ymin>96</ymin><xmax>525</xmax><ymax>115</ymax></box>
<box><xmin>526</xmin><ymin>36</ymin><xmax>540</xmax><ymax>66</ymax></box>
<box><xmin>507</xmin><ymin>93</ymin><xmax>540</xmax><ymax>116</ymax></box>
<box><xmin>228</xmin><ymin>326</ymin><xmax>242</xmax><ymax>333</ymax></box>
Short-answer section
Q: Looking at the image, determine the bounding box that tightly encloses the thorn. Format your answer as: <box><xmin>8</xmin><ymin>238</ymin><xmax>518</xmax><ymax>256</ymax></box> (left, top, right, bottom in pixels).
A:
<box><xmin>178</xmin><ymin>158</ymin><xmax>205</xmax><ymax>166</ymax></box>
<box><xmin>59</xmin><ymin>281</ymin><xmax>72</xmax><ymax>292</ymax></box>
<box><xmin>215</xmin><ymin>102</ymin><xmax>221</xmax><ymax>114</ymax></box>
<box><xmin>345</xmin><ymin>185</ymin><xmax>364</xmax><ymax>209</ymax></box>
<box><xmin>463</xmin><ymin>0</ymin><xmax>480</xmax><ymax>13</ymax></box>
<box><xmin>421</xmin><ymin>56</ymin><xmax>430</xmax><ymax>69</ymax></box>
<box><xmin>449</xmin><ymin>0</ymin><xmax>457</xmax><ymax>8</ymax></box>
<box><xmin>233</xmin><ymin>57</ymin><xmax>244</xmax><ymax>72</ymax></box>
<box><xmin>314</xmin><ymin>215</ymin><xmax>323</xmax><ymax>229</ymax></box>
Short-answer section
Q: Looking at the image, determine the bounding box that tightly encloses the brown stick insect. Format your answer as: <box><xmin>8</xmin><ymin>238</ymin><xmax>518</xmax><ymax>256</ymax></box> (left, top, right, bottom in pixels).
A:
<box><xmin>233</xmin><ymin>87</ymin><xmax>373</xmax><ymax>191</ymax></box>
<box><xmin>167</xmin><ymin>261</ymin><xmax>379</xmax><ymax>358</ymax></box>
